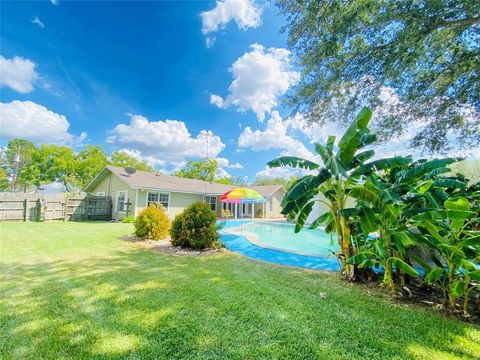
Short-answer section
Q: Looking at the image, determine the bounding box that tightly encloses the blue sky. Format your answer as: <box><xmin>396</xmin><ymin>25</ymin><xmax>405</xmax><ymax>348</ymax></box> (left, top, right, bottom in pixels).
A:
<box><xmin>2</xmin><ymin>1</ymin><xmax>477</xmax><ymax>182</ymax></box>
<box><xmin>1</xmin><ymin>0</ymin><xmax>319</xmax><ymax>180</ymax></box>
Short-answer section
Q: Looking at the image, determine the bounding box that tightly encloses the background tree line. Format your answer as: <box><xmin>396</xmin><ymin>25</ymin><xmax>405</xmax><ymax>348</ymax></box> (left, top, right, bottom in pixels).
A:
<box><xmin>0</xmin><ymin>138</ymin><xmax>299</xmax><ymax>193</ymax></box>
<box><xmin>0</xmin><ymin>139</ymin><xmax>156</xmax><ymax>192</ymax></box>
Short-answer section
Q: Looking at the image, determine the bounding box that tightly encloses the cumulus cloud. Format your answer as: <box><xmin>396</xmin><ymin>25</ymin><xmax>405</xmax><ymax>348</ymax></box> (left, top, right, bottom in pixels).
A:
<box><xmin>201</xmin><ymin>0</ymin><xmax>262</xmax><ymax>46</ymax></box>
<box><xmin>216</xmin><ymin>157</ymin><xmax>243</xmax><ymax>169</ymax></box>
<box><xmin>211</xmin><ymin>44</ymin><xmax>299</xmax><ymax>121</ymax></box>
<box><xmin>0</xmin><ymin>55</ymin><xmax>38</xmax><ymax>93</ymax></box>
<box><xmin>238</xmin><ymin>111</ymin><xmax>316</xmax><ymax>160</ymax></box>
<box><xmin>50</xmin><ymin>0</ymin><xmax>59</xmax><ymax>5</ymax></box>
<box><xmin>106</xmin><ymin>114</ymin><xmax>226</xmax><ymax>163</ymax></box>
<box><xmin>255</xmin><ymin>165</ymin><xmax>313</xmax><ymax>180</ymax></box>
<box><xmin>0</xmin><ymin>100</ymin><xmax>87</xmax><ymax>145</ymax></box>
<box><xmin>116</xmin><ymin>148</ymin><xmax>167</xmax><ymax>168</ymax></box>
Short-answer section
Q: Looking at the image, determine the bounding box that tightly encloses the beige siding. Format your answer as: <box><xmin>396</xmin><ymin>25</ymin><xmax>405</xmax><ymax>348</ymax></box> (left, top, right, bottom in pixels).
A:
<box><xmin>253</xmin><ymin>188</ymin><xmax>285</xmax><ymax>219</ymax></box>
<box><xmin>135</xmin><ymin>190</ymin><xmax>206</xmax><ymax>219</ymax></box>
<box><xmin>88</xmin><ymin>170</ymin><xmax>286</xmax><ymax>221</ymax></box>
<box><xmin>92</xmin><ymin>173</ymin><xmax>134</xmax><ymax>220</ymax></box>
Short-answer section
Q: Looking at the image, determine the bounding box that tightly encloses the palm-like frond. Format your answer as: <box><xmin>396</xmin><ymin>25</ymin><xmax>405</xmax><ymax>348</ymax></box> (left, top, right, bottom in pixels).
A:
<box><xmin>337</xmin><ymin>107</ymin><xmax>373</xmax><ymax>166</ymax></box>
<box><xmin>352</xmin><ymin>156</ymin><xmax>412</xmax><ymax>176</ymax></box>
<box><xmin>267</xmin><ymin>156</ymin><xmax>320</xmax><ymax>170</ymax></box>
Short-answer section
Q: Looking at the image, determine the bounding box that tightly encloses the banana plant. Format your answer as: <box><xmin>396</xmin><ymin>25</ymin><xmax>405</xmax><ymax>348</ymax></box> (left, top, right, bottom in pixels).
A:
<box><xmin>408</xmin><ymin>197</ymin><xmax>480</xmax><ymax>311</ymax></box>
<box><xmin>344</xmin><ymin>181</ymin><xmax>419</xmax><ymax>292</ymax></box>
<box><xmin>345</xmin><ymin>157</ymin><xmax>468</xmax><ymax>292</ymax></box>
<box><xmin>267</xmin><ymin>108</ymin><xmax>406</xmax><ymax>277</ymax></box>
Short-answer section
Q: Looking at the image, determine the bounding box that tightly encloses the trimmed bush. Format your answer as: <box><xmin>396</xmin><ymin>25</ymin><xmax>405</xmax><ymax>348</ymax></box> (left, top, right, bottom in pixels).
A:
<box><xmin>134</xmin><ymin>204</ymin><xmax>170</xmax><ymax>240</ymax></box>
<box><xmin>170</xmin><ymin>202</ymin><xmax>221</xmax><ymax>249</ymax></box>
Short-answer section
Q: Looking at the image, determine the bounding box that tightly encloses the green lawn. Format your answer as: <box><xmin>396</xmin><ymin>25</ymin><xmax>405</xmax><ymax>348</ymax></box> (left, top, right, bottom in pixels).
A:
<box><xmin>1</xmin><ymin>222</ymin><xmax>479</xmax><ymax>359</ymax></box>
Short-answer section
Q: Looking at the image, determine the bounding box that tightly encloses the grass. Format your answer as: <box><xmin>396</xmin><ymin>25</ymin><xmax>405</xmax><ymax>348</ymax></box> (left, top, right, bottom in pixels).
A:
<box><xmin>1</xmin><ymin>222</ymin><xmax>479</xmax><ymax>359</ymax></box>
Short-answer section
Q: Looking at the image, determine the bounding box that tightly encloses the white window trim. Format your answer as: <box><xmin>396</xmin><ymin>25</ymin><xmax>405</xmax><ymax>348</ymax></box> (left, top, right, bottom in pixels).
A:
<box><xmin>96</xmin><ymin>191</ymin><xmax>105</xmax><ymax>196</ymax></box>
<box><xmin>146</xmin><ymin>191</ymin><xmax>170</xmax><ymax>212</ymax></box>
<box><xmin>204</xmin><ymin>195</ymin><xmax>217</xmax><ymax>212</ymax></box>
<box><xmin>116</xmin><ymin>190</ymin><xmax>128</xmax><ymax>212</ymax></box>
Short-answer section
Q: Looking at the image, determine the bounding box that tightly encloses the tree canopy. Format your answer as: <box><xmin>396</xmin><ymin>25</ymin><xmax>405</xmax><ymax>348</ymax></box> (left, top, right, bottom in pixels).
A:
<box><xmin>253</xmin><ymin>176</ymin><xmax>298</xmax><ymax>190</ymax></box>
<box><xmin>110</xmin><ymin>151</ymin><xmax>154</xmax><ymax>172</ymax></box>
<box><xmin>173</xmin><ymin>159</ymin><xmax>244</xmax><ymax>185</ymax></box>
<box><xmin>0</xmin><ymin>140</ymin><xmax>154</xmax><ymax>192</ymax></box>
<box><xmin>276</xmin><ymin>0</ymin><xmax>480</xmax><ymax>153</ymax></box>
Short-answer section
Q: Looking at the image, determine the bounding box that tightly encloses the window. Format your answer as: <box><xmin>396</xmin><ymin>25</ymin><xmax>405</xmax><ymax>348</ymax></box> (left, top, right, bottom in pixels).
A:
<box><xmin>269</xmin><ymin>198</ymin><xmax>273</xmax><ymax>212</ymax></box>
<box><xmin>116</xmin><ymin>191</ymin><xmax>128</xmax><ymax>212</ymax></box>
<box><xmin>147</xmin><ymin>191</ymin><xmax>169</xmax><ymax>209</ymax></box>
<box><xmin>96</xmin><ymin>191</ymin><xmax>105</xmax><ymax>196</ymax></box>
<box><xmin>204</xmin><ymin>195</ymin><xmax>216</xmax><ymax>211</ymax></box>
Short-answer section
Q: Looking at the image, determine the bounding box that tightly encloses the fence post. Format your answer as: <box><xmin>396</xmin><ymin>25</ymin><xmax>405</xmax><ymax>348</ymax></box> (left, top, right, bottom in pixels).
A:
<box><xmin>24</xmin><ymin>198</ymin><xmax>29</xmax><ymax>222</ymax></box>
<box><xmin>64</xmin><ymin>196</ymin><xmax>69</xmax><ymax>222</ymax></box>
<box><xmin>36</xmin><ymin>199</ymin><xmax>43</xmax><ymax>221</ymax></box>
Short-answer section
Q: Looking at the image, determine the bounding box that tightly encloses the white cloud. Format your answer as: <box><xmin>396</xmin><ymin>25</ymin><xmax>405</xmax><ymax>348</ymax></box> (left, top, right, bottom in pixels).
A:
<box><xmin>216</xmin><ymin>157</ymin><xmax>243</xmax><ymax>169</ymax></box>
<box><xmin>0</xmin><ymin>100</ymin><xmax>86</xmax><ymax>145</ymax></box>
<box><xmin>31</xmin><ymin>17</ymin><xmax>45</xmax><ymax>28</ymax></box>
<box><xmin>205</xmin><ymin>36</ymin><xmax>216</xmax><ymax>48</ymax></box>
<box><xmin>211</xmin><ymin>44</ymin><xmax>299</xmax><ymax>121</ymax></box>
<box><xmin>255</xmin><ymin>165</ymin><xmax>313</xmax><ymax>180</ymax></box>
<box><xmin>50</xmin><ymin>0</ymin><xmax>59</xmax><ymax>5</ymax></box>
<box><xmin>116</xmin><ymin>148</ymin><xmax>166</xmax><ymax>168</ymax></box>
<box><xmin>107</xmin><ymin>114</ymin><xmax>226</xmax><ymax>162</ymax></box>
<box><xmin>201</xmin><ymin>0</ymin><xmax>262</xmax><ymax>46</ymax></box>
<box><xmin>0</xmin><ymin>55</ymin><xmax>38</xmax><ymax>93</ymax></box>
<box><xmin>238</xmin><ymin>111</ymin><xmax>316</xmax><ymax>160</ymax></box>
<box><xmin>210</xmin><ymin>94</ymin><xmax>224</xmax><ymax>107</ymax></box>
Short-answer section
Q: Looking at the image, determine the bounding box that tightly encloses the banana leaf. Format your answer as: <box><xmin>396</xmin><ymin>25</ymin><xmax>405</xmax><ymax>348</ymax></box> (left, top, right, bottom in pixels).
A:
<box><xmin>433</xmin><ymin>178</ymin><xmax>467</xmax><ymax>189</ymax></box>
<box><xmin>425</xmin><ymin>267</ymin><xmax>445</xmax><ymax>283</ymax></box>
<box><xmin>338</xmin><ymin>107</ymin><xmax>372</xmax><ymax>166</ymax></box>
<box><xmin>399</xmin><ymin>158</ymin><xmax>460</xmax><ymax>181</ymax></box>
<box><xmin>294</xmin><ymin>201</ymin><xmax>315</xmax><ymax>233</ymax></box>
<box><xmin>352</xmin><ymin>156</ymin><xmax>412</xmax><ymax>176</ymax></box>
<box><xmin>309</xmin><ymin>212</ymin><xmax>333</xmax><ymax>229</ymax></box>
<box><xmin>267</xmin><ymin>156</ymin><xmax>320</xmax><ymax>170</ymax></box>
<box><xmin>387</xmin><ymin>257</ymin><xmax>419</xmax><ymax>276</ymax></box>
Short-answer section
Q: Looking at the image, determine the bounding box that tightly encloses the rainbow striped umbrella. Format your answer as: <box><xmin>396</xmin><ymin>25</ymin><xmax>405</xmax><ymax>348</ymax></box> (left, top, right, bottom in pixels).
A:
<box><xmin>220</xmin><ymin>187</ymin><xmax>264</xmax><ymax>203</ymax></box>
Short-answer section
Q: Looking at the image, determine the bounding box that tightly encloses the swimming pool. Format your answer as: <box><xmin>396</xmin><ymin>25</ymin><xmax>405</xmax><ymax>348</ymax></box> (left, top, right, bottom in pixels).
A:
<box><xmin>220</xmin><ymin>220</ymin><xmax>340</xmax><ymax>271</ymax></box>
<box><xmin>242</xmin><ymin>221</ymin><xmax>337</xmax><ymax>256</ymax></box>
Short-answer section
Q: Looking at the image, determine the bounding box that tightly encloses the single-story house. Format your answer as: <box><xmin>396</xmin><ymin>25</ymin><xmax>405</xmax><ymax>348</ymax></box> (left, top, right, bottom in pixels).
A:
<box><xmin>84</xmin><ymin>166</ymin><xmax>286</xmax><ymax>221</ymax></box>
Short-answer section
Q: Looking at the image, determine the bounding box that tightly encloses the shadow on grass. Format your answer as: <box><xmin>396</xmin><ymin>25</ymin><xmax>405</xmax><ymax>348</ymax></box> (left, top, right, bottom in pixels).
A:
<box><xmin>1</xmin><ymin>247</ymin><xmax>479</xmax><ymax>359</ymax></box>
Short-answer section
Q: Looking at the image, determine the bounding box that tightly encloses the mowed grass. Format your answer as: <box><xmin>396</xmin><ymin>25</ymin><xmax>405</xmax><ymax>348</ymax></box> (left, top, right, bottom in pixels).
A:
<box><xmin>1</xmin><ymin>222</ymin><xmax>479</xmax><ymax>359</ymax></box>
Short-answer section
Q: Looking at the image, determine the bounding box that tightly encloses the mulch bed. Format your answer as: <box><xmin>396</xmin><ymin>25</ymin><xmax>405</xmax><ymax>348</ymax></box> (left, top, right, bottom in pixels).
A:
<box><xmin>121</xmin><ymin>235</ymin><xmax>225</xmax><ymax>256</ymax></box>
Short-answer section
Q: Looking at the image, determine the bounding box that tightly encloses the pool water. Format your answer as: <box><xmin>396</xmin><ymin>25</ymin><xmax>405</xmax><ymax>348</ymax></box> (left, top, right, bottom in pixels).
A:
<box><xmin>241</xmin><ymin>221</ymin><xmax>337</xmax><ymax>256</ymax></box>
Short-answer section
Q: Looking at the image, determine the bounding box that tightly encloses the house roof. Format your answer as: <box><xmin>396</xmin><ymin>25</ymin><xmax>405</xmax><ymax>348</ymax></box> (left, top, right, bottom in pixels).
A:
<box><xmin>85</xmin><ymin>166</ymin><xmax>285</xmax><ymax>197</ymax></box>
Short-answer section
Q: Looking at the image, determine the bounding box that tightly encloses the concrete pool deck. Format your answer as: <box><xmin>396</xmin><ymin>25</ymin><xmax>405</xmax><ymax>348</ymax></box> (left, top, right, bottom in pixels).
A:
<box><xmin>219</xmin><ymin>220</ymin><xmax>340</xmax><ymax>271</ymax></box>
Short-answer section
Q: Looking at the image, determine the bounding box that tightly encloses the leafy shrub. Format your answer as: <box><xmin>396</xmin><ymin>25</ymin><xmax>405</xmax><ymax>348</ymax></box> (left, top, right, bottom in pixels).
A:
<box><xmin>170</xmin><ymin>202</ymin><xmax>221</xmax><ymax>249</ymax></box>
<box><xmin>121</xmin><ymin>215</ymin><xmax>135</xmax><ymax>223</ymax></box>
<box><xmin>134</xmin><ymin>204</ymin><xmax>170</xmax><ymax>240</ymax></box>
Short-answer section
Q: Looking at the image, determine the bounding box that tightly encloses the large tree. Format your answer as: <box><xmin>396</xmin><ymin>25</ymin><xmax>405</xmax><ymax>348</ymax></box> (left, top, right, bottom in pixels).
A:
<box><xmin>173</xmin><ymin>159</ymin><xmax>241</xmax><ymax>184</ymax></box>
<box><xmin>3</xmin><ymin>139</ymin><xmax>38</xmax><ymax>192</ymax></box>
<box><xmin>26</xmin><ymin>144</ymin><xmax>78</xmax><ymax>191</ymax></box>
<box><xmin>174</xmin><ymin>159</ymin><xmax>220</xmax><ymax>182</ymax></box>
<box><xmin>110</xmin><ymin>151</ymin><xmax>155</xmax><ymax>172</ymax></box>
<box><xmin>75</xmin><ymin>145</ymin><xmax>109</xmax><ymax>189</ymax></box>
<box><xmin>276</xmin><ymin>0</ymin><xmax>480</xmax><ymax>153</ymax></box>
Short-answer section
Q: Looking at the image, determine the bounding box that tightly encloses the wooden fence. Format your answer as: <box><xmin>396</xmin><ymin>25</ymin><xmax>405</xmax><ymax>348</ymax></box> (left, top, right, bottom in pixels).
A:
<box><xmin>0</xmin><ymin>193</ymin><xmax>112</xmax><ymax>222</ymax></box>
